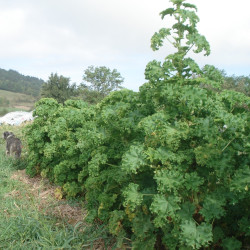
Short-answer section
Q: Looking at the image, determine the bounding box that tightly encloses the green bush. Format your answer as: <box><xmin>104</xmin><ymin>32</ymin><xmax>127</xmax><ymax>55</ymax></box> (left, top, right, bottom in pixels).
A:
<box><xmin>25</xmin><ymin>0</ymin><xmax>250</xmax><ymax>248</ymax></box>
<box><xmin>25</xmin><ymin>86</ymin><xmax>249</xmax><ymax>249</ymax></box>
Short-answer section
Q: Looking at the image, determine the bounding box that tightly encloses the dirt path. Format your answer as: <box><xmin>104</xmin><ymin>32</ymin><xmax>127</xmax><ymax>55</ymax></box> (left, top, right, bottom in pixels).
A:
<box><xmin>10</xmin><ymin>170</ymin><xmax>86</xmax><ymax>226</ymax></box>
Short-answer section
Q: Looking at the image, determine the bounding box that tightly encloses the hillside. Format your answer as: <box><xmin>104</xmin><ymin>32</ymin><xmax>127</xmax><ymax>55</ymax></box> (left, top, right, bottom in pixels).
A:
<box><xmin>0</xmin><ymin>89</ymin><xmax>36</xmax><ymax>116</ymax></box>
<box><xmin>0</xmin><ymin>68</ymin><xmax>44</xmax><ymax>97</ymax></box>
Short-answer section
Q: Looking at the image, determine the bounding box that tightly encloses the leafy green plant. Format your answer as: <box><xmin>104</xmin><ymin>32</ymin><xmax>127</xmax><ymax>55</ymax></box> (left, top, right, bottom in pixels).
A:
<box><xmin>0</xmin><ymin>150</ymin><xmax>112</xmax><ymax>249</ymax></box>
<box><xmin>145</xmin><ymin>0</ymin><xmax>210</xmax><ymax>84</ymax></box>
<box><xmin>25</xmin><ymin>0</ymin><xmax>250</xmax><ymax>249</ymax></box>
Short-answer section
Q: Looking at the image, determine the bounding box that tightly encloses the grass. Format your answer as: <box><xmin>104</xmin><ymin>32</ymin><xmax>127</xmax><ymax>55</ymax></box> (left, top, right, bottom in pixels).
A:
<box><xmin>0</xmin><ymin>107</ymin><xmax>30</xmax><ymax>117</ymax></box>
<box><xmin>0</xmin><ymin>124</ymin><xmax>113</xmax><ymax>249</ymax></box>
<box><xmin>0</xmin><ymin>89</ymin><xmax>37</xmax><ymax>116</ymax></box>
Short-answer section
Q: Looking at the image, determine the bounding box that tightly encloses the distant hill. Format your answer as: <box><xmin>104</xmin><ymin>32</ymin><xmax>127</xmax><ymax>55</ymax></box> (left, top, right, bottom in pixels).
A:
<box><xmin>0</xmin><ymin>68</ymin><xmax>44</xmax><ymax>97</ymax></box>
<box><xmin>0</xmin><ymin>89</ymin><xmax>36</xmax><ymax>116</ymax></box>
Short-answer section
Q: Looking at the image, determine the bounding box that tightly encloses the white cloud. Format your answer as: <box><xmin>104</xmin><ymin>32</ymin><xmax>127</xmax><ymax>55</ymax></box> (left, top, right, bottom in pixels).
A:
<box><xmin>0</xmin><ymin>9</ymin><xmax>26</xmax><ymax>37</ymax></box>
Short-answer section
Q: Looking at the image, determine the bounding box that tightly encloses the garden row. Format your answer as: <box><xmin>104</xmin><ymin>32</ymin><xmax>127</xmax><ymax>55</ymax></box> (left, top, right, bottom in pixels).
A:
<box><xmin>25</xmin><ymin>80</ymin><xmax>249</xmax><ymax>248</ymax></box>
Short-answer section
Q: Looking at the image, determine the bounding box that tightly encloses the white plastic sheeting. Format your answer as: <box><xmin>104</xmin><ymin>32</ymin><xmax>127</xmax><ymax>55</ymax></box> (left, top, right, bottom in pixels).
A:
<box><xmin>0</xmin><ymin>111</ymin><xmax>34</xmax><ymax>126</ymax></box>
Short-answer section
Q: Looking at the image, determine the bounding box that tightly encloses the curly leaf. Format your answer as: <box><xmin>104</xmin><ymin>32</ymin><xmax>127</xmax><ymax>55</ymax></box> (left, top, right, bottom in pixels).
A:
<box><xmin>150</xmin><ymin>195</ymin><xmax>181</xmax><ymax>227</ymax></box>
<box><xmin>88</xmin><ymin>153</ymin><xmax>107</xmax><ymax>177</ymax></box>
<box><xmin>222</xmin><ymin>237</ymin><xmax>242</xmax><ymax>250</ymax></box>
<box><xmin>200</xmin><ymin>194</ymin><xmax>226</xmax><ymax>222</ymax></box>
<box><xmin>177</xmin><ymin>202</ymin><xmax>196</xmax><ymax>222</ymax></box>
<box><xmin>151</xmin><ymin>28</ymin><xmax>171</xmax><ymax>51</ymax></box>
<box><xmin>182</xmin><ymin>3</ymin><xmax>197</xmax><ymax>11</ymax></box>
<box><xmin>155</xmin><ymin>169</ymin><xmax>184</xmax><ymax>193</ymax></box>
<box><xmin>180</xmin><ymin>220</ymin><xmax>212</xmax><ymax>249</ymax></box>
<box><xmin>132</xmin><ymin>213</ymin><xmax>155</xmax><ymax>240</ymax></box>
<box><xmin>123</xmin><ymin>183</ymin><xmax>143</xmax><ymax>211</ymax></box>
<box><xmin>121</xmin><ymin>144</ymin><xmax>147</xmax><ymax>174</ymax></box>
<box><xmin>108</xmin><ymin>210</ymin><xmax>126</xmax><ymax>240</ymax></box>
<box><xmin>160</xmin><ymin>8</ymin><xmax>175</xmax><ymax>19</ymax></box>
<box><xmin>184</xmin><ymin>172</ymin><xmax>204</xmax><ymax>192</ymax></box>
<box><xmin>230</xmin><ymin>166</ymin><xmax>250</xmax><ymax>193</ymax></box>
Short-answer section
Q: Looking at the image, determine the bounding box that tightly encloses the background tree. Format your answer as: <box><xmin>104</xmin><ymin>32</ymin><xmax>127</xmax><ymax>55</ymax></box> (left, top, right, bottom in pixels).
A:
<box><xmin>223</xmin><ymin>74</ymin><xmax>250</xmax><ymax>96</ymax></box>
<box><xmin>76</xmin><ymin>85</ymin><xmax>103</xmax><ymax>104</ymax></box>
<box><xmin>41</xmin><ymin>73</ymin><xmax>76</xmax><ymax>103</ymax></box>
<box><xmin>80</xmin><ymin>66</ymin><xmax>124</xmax><ymax>103</ymax></box>
<box><xmin>201</xmin><ymin>65</ymin><xmax>250</xmax><ymax>96</ymax></box>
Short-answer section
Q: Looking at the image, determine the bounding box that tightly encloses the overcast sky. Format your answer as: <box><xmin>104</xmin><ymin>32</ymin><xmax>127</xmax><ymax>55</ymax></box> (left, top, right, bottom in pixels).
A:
<box><xmin>0</xmin><ymin>0</ymin><xmax>250</xmax><ymax>91</ymax></box>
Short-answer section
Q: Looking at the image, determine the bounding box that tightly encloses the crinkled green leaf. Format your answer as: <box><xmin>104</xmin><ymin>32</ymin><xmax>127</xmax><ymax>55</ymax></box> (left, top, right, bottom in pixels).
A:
<box><xmin>88</xmin><ymin>153</ymin><xmax>107</xmax><ymax>177</ymax></box>
<box><xmin>238</xmin><ymin>217</ymin><xmax>250</xmax><ymax>236</ymax></box>
<box><xmin>200</xmin><ymin>194</ymin><xmax>226</xmax><ymax>222</ymax></box>
<box><xmin>123</xmin><ymin>183</ymin><xmax>143</xmax><ymax>211</ymax></box>
<box><xmin>132</xmin><ymin>235</ymin><xmax>157</xmax><ymax>250</ymax></box>
<box><xmin>182</xmin><ymin>3</ymin><xmax>197</xmax><ymax>11</ymax></box>
<box><xmin>108</xmin><ymin>210</ymin><xmax>126</xmax><ymax>244</ymax></box>
<box><xmin>230</xmin><ymin>166</ymin><xmax>250</xmax><ymax>193</ymax></box>
<box><xmin>132</xmin><ymin>213</ymin><xmax>155</xmax><ymax>239</ymax></box>
<box><xmin>180</xmin><ymin>220</ymin><xmax>212</xmax><ymax>249</ymax></box>
<box><xmin>184</xmin><ymin>172</ymin><xmax>204</xmax><ymax>191</ymax></box>
<box><xmin>155</xmin><ymin>169</ymin><xmax>184</xmax><ymax>193</ymax></box>
<box><xmin>160</xmin><ymin>8</ymin><xmax>175</xmax><ymax>19</ymax></box>
<box><xmin>151</xmin><ymin>28</ymin><xmax>171</xmax><ymax>51</ymax></box>
<box><xmin>151</xmin><ymin>195</ymin><xmax>181</xmax><ymax>227</ymax></box>
<box><xmin>177</xmin><ymin>202</ymin><xmax>196</xmax><ymax>222</ymax></box>
<box><xmin>222</xmin><ymin>237</ymin><xmax>242</xmax><ymax>250</ymax></box>
<box><xmin>121</xmin><ymin>144</ymin><xmax>147</xmax><ymax>174</ymax></box>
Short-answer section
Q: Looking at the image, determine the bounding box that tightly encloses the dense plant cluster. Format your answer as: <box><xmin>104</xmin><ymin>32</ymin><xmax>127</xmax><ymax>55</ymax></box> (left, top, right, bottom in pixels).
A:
<box><xmin>25</xmin><ymin>86</ymin><xmax>249</xmax><ymax>249</ymax></box>
<box><xmin>25</xmin><ymin>0</ymin><xmax>250</xmax><ymax>248</ymax></box>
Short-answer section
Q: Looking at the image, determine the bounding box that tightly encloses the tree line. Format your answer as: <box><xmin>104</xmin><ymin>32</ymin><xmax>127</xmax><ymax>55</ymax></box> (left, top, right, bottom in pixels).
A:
<box><xmin>41</xmin><ymin>66</ymin><xmax>124</xmax><ymax>104</ymax></box>
<box><xmin>41</xmin><ymin>67</ymin><xmax>250</xmax><ymax>105</ymax></box>
<box><xmin>0</xmin><ymin>68</ymin><xmax>44</xmax><ymax>97</ymax></box>
<box><xmin>0</xmin><ymin>66</ymin><xmax>249</xmax><ymax>105</ymax></box>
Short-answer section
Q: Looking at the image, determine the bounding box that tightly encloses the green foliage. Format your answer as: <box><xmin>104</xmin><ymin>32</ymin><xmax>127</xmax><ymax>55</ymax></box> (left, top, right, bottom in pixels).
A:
<box><xmin>200</xmin><ymin>193</ymin><xmax>226</xmax><ymax>222</ymax></box>
<box><xmin>0</xmin><ymin>107</ymin><xmax>8</xmax><ymax>116</ymax></box>
<box><xmin>148</xmin><ymin>0</ymin><xmax>210</xmax><ymax>81</ymax></box>
<box><xmin>26</xmin><ymin>82</ymin><xmax>249</xmax><ymax>249</ymax></box>
<box><xmin>223</xmin><ymin>74</ymin><xmax>250</xmax><ymax>96</ymax></box>
<box><xmin>0</xmin><ymin>68</ymin><xmax>43</xmax><ymax>97</ymax></box>
<box><xmin>80</xmin><ymin>65</ymin><xmax>124</xmax><ymax>102</ymax></box>
<box><xmin>26</xmin><ymin>98</ymin><xmax>91</xmax><ymax>183</ymax></box>
<box><xmin>25</xmin><ymin>0</ymin><xmax>250</xmax><ymax>249</ymax></box>
<box><xmin>222</xmin><ymin>237</ymin><xmax>242</xmax><ymax>250</ymax></box>
<box><xmin>75</xmin><ymin>86</ymin><xmax>104</xmax><ymax>104</ymax></box>
<box><xmin>0</xmin><ymin>147</ymin><xmax>112</xmax><ymax>249</ymax></box>
<box><xmin>122</xmin><ymin>144</ymin><xmax>147</xmax><ymax>174</ymax></box>
<box><xmin>41</xmin><ymin>73</ymin><xmax>77</xmax><ymax>103</ymax></box>
<box><xmin>123</xmin><ymin>183</ymin><xmax>143</xmax><ymax>211</ymax></box>
<box><xmin>180</xmin><ymin>221</ymin><xmax>212</xmax><ymax>249</ymax></box>
<box><xmin>201</xmin><ymin>65</ymin><xmax>250</xmax><ymax>96</ymax></box>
